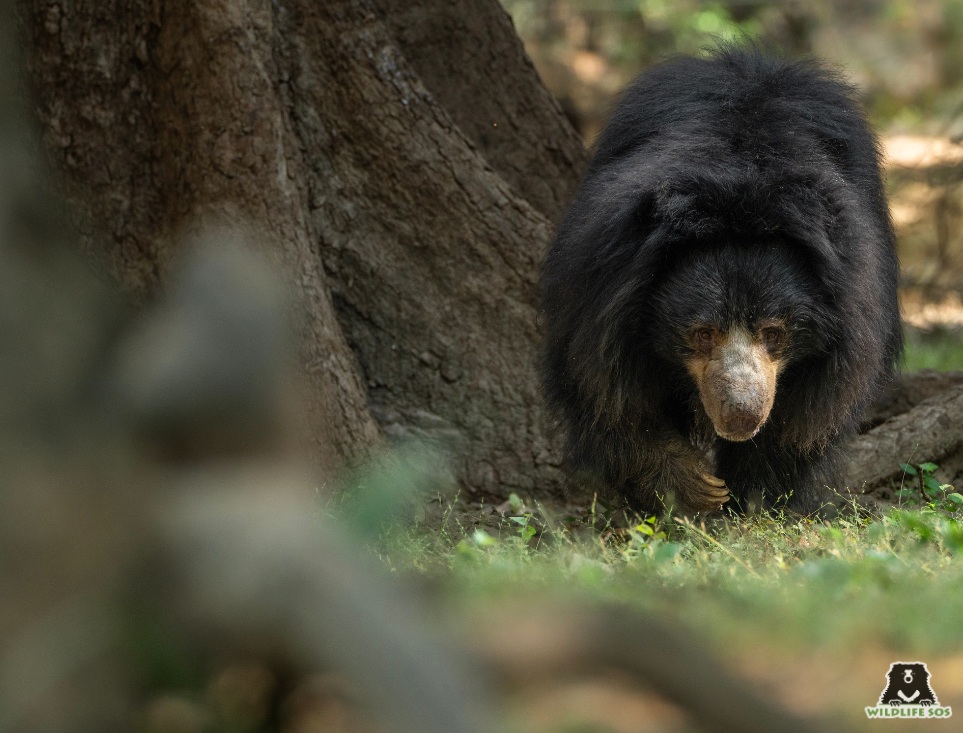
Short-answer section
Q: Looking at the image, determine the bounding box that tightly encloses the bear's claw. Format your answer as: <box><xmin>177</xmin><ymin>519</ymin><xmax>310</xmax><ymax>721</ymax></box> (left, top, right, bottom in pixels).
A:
<box><xmin>688</xmin><ymin>473</ymin><xmax>729</xmax><ymax>511</ymax></box>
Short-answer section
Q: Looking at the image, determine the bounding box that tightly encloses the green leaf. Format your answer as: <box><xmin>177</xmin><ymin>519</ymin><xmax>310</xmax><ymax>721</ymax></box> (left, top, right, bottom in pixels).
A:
<box><xmin>652</xmin><ymin>542</ymin><xmax>683</xmax><ymax>563</ymax></box>
<box><xmin>456</xmin><ymin>539</ymin><xmax>482</xmax><ymax>560</ymax></box>
<box><xmin>924</xmin><ymin>476</ymin><xmax>943</xmax><ymax>496</ymax></box>
<box><xmin>472</xmin><ymin>529</ymin><xmax>497</xmax><ymax>548</ymax></box>
<box><xmin>946</xmin><ymin>493</ymin><xmax>963</xmax><ymax>505</ymax></box>
<box><xmin>900</xmin><ymin>463</ymin><xmax>919</xmax><ymax>476</ymax></box>
<box><xmin>898</xmin><ymin>512</ymin><xmax>937</xmax><ymax>541</ymax></box>
<box><xmin>919</xmin><ymin>462</ymin><xmax>940</xmax><ymax>474</ymax></box>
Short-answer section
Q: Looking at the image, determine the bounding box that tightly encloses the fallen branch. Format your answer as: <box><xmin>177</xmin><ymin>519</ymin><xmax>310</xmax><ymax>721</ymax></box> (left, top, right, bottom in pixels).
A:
<box><xmin>861</xmin><ymin>370</ymin><xmax>963</xmax><ymax>429</ymax></box>
<box><xmin>846</xmin><ymin>382</ymin><xmax>963</xmax><ymax>492</ymax></box>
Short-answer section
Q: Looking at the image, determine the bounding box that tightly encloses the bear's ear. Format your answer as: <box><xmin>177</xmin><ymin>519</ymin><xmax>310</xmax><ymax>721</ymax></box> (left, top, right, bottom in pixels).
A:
<box><xmin>581</xmin><ymin>187</ymin><xmax>663</xmax><ymax>283</ymax></box>
<box><xmin>771</xmin><ymin>180</ymin><xmax>847</xmax><ymax>282</ymax></box>
<box><xmin>541</xmin><ymin>184</ymin><xmax>670</xmax><ymax>425</ymax></box>
<box><xmin>650</xmin><ymin>175</ymin><xmax>731</xmax><ymax>242</ymax></box>
<box><xmin>796</xmin><ymin>228</ymin><xmax>843</xmax><ymax>277</ymax></box>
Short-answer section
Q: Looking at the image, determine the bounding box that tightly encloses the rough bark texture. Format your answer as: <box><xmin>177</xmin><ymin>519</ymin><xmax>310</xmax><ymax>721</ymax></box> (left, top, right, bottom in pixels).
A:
<box><xmin>378</xmin><ymin>0</ymin><xmax>587</xmax><ymax>223</ymax></box>
<box><xmin>274</xmin><ymin>2</ymin><xmax>572</xmax><ymax>493</ymax></box>
<box><xmin>846</xmin><ymin>378</ymin><xmax>963</xmax><ymax>492</ymax></box>
<box><xmin>23</xmin><ymin>1</ymin><xmax>382</xmax><ymax>473</ymax></box>
<box><xmin>861</xmin><ymin>369</ymin><xmax>963</xmax><ymax>429</ymax></box>
<box><xmin>21</xmin><ymin>0</ymin><xmax>587</xmax><ymax>495</ymax></box>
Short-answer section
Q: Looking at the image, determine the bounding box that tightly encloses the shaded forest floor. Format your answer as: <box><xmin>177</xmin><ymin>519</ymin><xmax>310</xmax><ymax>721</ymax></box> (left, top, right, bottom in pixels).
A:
<box><xmin>133</xmin><ymin>290</ymin><xmax>963</xmax><ymax>733</ymax></box>
<box><xmin>142</xmin><ymin>479</ymin><xmax>963</xmax><ymax>732</ymax></box>
<box><xmin>373</xmin><ymin>501</ymin><xmax>963</xmax><ymax>733</ymax></box>
<box><xmin>364</xmin><ymin>326</ymin><xmax>963</xmax><ymax>733</ymax></box>
<box><xmin>138</xmin><ymin>137</ymin><xmax>963</xmax><ymax>733</ymax></box>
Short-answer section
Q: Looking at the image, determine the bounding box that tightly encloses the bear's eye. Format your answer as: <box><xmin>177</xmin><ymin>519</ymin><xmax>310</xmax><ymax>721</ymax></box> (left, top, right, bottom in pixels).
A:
<box><xmin>692</xmin><ymin>327</ymin><xmax>715</xmax><ymax>350</ymax></box>
<box><xmin>760</xmin><ymin>326</ymin><xmax>786</xmax><ymax>351</ymax></box>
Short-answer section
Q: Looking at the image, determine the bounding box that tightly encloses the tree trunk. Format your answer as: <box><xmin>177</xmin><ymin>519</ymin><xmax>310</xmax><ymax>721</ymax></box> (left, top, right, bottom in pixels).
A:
<box><xmin>21</xmin><ymin>0</ymin><xmax>586</xmax><ymax>495</ymax></box>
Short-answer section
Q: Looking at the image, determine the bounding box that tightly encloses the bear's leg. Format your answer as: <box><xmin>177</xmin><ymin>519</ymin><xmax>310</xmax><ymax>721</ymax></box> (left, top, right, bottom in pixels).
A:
<box><xmin>715</xmin><ymin>436</ymin><xmax>842</xmax><ymax>516</ymax></box>
<box><xmin>636</xmin><ymin>442</ymin><xmax>731</xmax><ymax>515</ymax></box>
<box><xmin>573</xmin><ymin>429</ymin><xmax>729</xmax><ymax>515</ymax></box>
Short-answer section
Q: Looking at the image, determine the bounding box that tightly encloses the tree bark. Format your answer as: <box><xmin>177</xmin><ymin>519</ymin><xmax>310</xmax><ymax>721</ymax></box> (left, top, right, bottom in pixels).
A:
<box><xmin>861</xmin><ymin>369</ymin><xmax>963</xmax><ymax>428</ymax></box>
<box><xmin>378</xmin><ymin>0</ymin><xmax>586</xmax><ymax>222</ymax></box>
<box><xmin>23</xmin><ymin>0</ymin><xmax>382</xmax><ymax>473</ymax></box>
<box><xmin>21</xmin><ymin>0</ymin><xmax>586</xmax><ymax>494</ymax></box>
<box><xmin>846</xmin><ymin>373</ymin><xmax>963</xmax><ymax>494</ymax></box>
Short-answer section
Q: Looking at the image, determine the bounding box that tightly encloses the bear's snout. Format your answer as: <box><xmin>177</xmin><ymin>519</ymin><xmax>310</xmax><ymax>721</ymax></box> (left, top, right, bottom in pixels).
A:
<box><xmin>720</xmin><ymin>403</ymin><xmax>765</xmax><ymax>440</ymax></box>
<box><xmin>713</xmin><ymin>380</ymin><xmax>769</xmax><ymax>440</ymax></box>
<box><xmin>687</xmin><ymin>326</ymin><xmax>780</xmax><ymax>442</ymax></box>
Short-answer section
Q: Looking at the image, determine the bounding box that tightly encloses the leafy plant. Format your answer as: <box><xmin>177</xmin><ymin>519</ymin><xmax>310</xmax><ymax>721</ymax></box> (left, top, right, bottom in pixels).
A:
<box><xmin>898</xmin><ymin>461</ymin><xmax>963</xmax><ymax>513</ymax></box>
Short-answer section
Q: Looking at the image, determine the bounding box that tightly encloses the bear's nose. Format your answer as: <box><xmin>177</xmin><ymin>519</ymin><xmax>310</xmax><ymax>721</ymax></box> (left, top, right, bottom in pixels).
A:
<box><xmin>722</xmin><ymin>407</ymin><xmax>762</xmax><ymax>438</ymax></box>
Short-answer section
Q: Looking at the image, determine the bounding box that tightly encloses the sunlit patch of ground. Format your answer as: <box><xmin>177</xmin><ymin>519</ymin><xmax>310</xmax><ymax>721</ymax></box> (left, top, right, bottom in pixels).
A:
<box><xmin>901</xmin><ymin>289</ymin><xmax>963</xmax><ymax>329</ymax></box>
<box><xmin>885</xmin><ymin>135</ymin><xmax>963</xmax><ymax>169</ymax></box>
<box><xmin>889</xmin><ymin>180</ymin><xmax>938</xmax><ymax>230</ymax></box>
<box><xmin>499</xmin><ymin>649</ymin><xmax>963</xmax><ymax>732</ymax></box>
<box><xmin>885</xmin><ymin>134</ymin><xmax>963</xmax><ymax>292</ymax></box>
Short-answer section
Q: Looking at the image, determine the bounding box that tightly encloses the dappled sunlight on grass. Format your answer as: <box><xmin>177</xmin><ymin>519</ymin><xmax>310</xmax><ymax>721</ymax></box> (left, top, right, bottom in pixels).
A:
<box><xmin>369</xmin><ymin>497</ymin><xmax>963</xmax><ymax>729</ymax></box>
<box><xmin>378</xmin><ymin>498</ymin><xmax>963</xmax><ymax>652</ymax></box>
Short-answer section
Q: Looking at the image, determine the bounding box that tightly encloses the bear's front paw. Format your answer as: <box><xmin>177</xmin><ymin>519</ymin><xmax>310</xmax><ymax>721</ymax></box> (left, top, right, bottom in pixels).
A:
<box><xmin>681</xmin><ymin>473</ymin><xmax>729</xmax><ymax>513</ymax></box>
<box><xmin>888</xmin><ymin>700</ymin><xmax>901</xmax><ymax>707</ymax></box>
<box><xmin>920</xmin><ymin>700</ymin><xmax>934</xmax><ymax>707</ymax></box>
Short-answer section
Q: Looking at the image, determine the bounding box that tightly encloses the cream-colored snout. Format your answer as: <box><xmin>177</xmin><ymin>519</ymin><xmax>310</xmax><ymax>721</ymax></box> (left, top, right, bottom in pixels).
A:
<box><xmin>691</xmin><ymin>327</ymin><xmax>778</xmax><ymax>441</ymax></box>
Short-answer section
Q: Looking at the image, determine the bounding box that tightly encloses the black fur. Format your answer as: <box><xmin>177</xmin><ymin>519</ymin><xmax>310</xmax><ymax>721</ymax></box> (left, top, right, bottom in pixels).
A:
<box><xmin>540</xmin><ymin>48</ymin><xmax>902</xmax><ymax>515</ymax></box>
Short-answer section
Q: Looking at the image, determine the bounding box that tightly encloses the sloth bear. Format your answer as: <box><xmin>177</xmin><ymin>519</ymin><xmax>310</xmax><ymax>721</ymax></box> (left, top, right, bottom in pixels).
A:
<box><xmin>878</xmin><ymin>663</ymin><xmax>938</xmax><ymax>706</ymax></box>
<box><xmin>540</xmin><ymin>48</ymin><xmax>902</xmax><ymax>515</ymax></box>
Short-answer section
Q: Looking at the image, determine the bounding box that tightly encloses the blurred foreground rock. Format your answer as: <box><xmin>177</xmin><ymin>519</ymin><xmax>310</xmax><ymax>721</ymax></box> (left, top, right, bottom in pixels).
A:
<box><xmin>0</xmin><ymin>217</ymin><xmax>489</xmax><ymax>733</ymax></box>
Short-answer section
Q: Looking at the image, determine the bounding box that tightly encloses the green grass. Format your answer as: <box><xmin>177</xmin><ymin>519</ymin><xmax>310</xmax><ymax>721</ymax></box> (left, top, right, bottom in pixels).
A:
<box><xmin>328</xmin><ymin>448</ymin><xmax>963</xmax><ymax>728</ymax></box>
<box><xmin>903</xmin><ymin>328</ymin><xmax>963</xmax><ymax>371</ymax></box>
<box><xmin>375</xmin><ymin>497</ymin><xmax>963</xmax><ymax>655</ymax></box>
